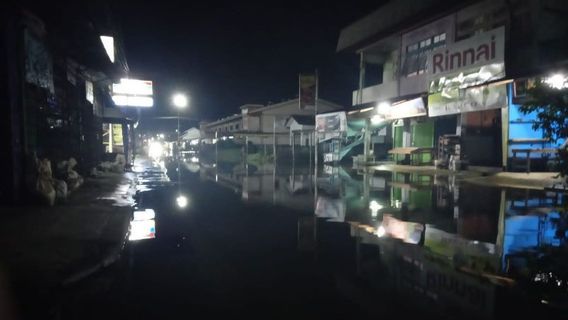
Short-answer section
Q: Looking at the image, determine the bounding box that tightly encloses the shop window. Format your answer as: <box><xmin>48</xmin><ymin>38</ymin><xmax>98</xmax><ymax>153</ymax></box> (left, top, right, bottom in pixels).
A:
<box><xmin>102</xmin><ymin>123</ymin><xmax>124</xmax><ymax>153</ymax></box>
<box><xmin>86</xmin><ymin>80</ymin><xmax>94</xmax><ymax>104</ymax></box>
<box><xmin>403</xmin><ymin>33</ymin><xmax>446</xmax><ymax>77</ymax></box>
<box><xmin>364</xmin><ymin>62</ymin><xmax>383</xmax><ymax>87</ymax></box>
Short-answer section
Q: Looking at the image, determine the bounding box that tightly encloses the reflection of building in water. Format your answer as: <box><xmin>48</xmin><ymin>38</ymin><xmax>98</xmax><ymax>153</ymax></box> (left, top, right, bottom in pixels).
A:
<box><xmin>201</xmin><ymin>162</ymin><xmax>316</xmax><ymax>213</ymax></box>
<box><xmin>309</xmin><ymin>168</ymin><xmax>567</xmax><ymax>317</ymax></box>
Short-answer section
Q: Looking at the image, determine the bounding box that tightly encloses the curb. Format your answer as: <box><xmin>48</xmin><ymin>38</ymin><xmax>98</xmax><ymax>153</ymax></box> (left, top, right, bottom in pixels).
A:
<box><xmin>60</xmin><ymin>215</ymin><xmax>131</xmax><ymax>288</ymax></box>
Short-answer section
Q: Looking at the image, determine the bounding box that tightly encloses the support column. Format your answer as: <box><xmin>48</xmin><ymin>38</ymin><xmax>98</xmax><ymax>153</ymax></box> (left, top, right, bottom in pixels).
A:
<box><xmin>501</xmin><ymin>104</ymin><xmax>509</xmax><ymax>171</ymax></box>
<box><xmin>273</xmin><ymin>117</ymin><xmax>277</xmax><ymax>163</ymax></box>
<box><xmin>363</xmin><ymin>118</ymin><xmax>371</xmax><ymax>163</ymax></box>
<box><xmin>358</xmin><ymin>52</ymin><xmax>366</xmax><ymax>105</ymax></box>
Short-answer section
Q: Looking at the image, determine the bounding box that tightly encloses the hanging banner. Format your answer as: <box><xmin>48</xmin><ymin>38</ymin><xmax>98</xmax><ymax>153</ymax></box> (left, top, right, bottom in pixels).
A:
<box><xmin>315</xmin><ymin>111</ymin><xmax>347</xmax><ymax>133</ymax></box>
<box><xmin>299</xmin><ymin>73</ymin><xmax>317</xmax><ymax>110</ymax></box>
<box><xmin>428</xmin><ymin>82</ymin><xmax>507</xmax><ymax>117</ymax></box>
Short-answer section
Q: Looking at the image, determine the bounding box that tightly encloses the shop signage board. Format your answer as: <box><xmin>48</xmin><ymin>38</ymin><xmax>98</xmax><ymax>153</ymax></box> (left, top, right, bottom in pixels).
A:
<box><xmin>316</xmin><ymin>111</ymin><xmax>347</xmax><ymax>133</ymax></box>
<box><xmin>428</xmin><ymin>81</ymin><xmax>507</xmax><ymax>117</ymax></box>
<box><xmin>299</xmin><ymin>73</ymin><xmax>317</xmax><ymax>110</ymax></box>
<box><xmin>112</xmin><ymin>78</ymin><xmax>154</xmax><ymax>107</ymax></box>
<box><xmin>378</xmin><ymin>97</ymin><xmax>427</xmax><ymax>120</ymax></box>
<box><xmin>427</xmin><ymin>27</ymin><xmax>506</xmax><ymax>117</ymax></box>
<box><xmin>427</xmin><ymin>26</ymin><xmax>505</xmax><ymax>91</ymax></box>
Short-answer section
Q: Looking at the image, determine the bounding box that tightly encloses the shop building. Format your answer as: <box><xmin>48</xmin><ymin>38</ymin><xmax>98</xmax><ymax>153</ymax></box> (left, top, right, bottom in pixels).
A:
<box><xmin>337</xmin><ymin>0</ymin><xmax>568</xmax><ymax>169</ymax></box>
<box><xmin>0</xmin><ymin>3</ymin><xmax>130</xmax><ymax>203</ymax></box>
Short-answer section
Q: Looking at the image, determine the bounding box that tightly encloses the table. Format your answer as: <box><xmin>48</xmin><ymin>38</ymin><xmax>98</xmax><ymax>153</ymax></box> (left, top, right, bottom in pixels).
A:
<box><xmin>388</xmin><ymin>147</ymin><xmax>435</xmax><ymax>165</ymax></box>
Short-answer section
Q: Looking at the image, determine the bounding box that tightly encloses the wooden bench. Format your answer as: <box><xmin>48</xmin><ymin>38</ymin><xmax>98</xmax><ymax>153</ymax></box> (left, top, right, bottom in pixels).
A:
<box><xmin>511</xmin><ymin>148</ymin><xmax>558</xmax><ymax>173</ymax></box>
<box><xmin>509</xmin><ymin>138</ymin><xmax>550</xmax><ymax>144</ymax></box>
<box><xmin>388</xmin><ymin>147</ymin><xmax>434</xmax><ymax>165</ymax></box>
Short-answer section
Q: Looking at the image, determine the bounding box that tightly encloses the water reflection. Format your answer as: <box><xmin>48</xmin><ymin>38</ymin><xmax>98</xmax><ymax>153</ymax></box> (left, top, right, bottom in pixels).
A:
<box><xmin>176</xmin><ymin>194</ymin><xmax>189</xmax><ymax>209</ymax></box>
<box><xmin>199</xmin><ymin>157</ymin><xmax>568</xmax><ymax>317</ymax></box>
<box><xmin>130</xmin><ymin>209</ymin><xmax>157</xmax><ymax>241</ymax></box>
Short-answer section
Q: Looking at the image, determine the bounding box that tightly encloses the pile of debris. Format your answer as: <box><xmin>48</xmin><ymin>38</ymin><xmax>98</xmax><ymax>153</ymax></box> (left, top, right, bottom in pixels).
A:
<box><xmin>97</xmin><ymin>154</ymin><xmax>127</xmax><ymax>174</ymax></box>
<box><xmin>33</xmin><ymin>154</ymin><xmax>128</xmax><ymax>206</ymax></box>
<box><xmin>35</xmin><ymin>157</ymin><xmax>84</xmax><ymax>206</ymax></box>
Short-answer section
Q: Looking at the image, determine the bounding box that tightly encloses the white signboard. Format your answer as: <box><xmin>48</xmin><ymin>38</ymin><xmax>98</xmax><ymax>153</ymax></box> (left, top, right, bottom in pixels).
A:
<box><xmin>428</xmin><ymin>82</ymin><xmax>507</xmax><ymax>117</ymax></box>
<box><xmin>113</xmin><ymin>79</ymin><xmax>153</xmax><ymax>95</ymax></box>
<box><xmin>315</xmin><ymin>111</ymin><xmax>347</xmax><ymax>133</ymax></box>
<box><xmin>378</xmin><ymin>97</ymin><xmax>426</xmax><ymax>120</ymax></box>
<box><xmin>112</xmin><ymin>95</ymin><xmax>154</xmax><ymax>108</ymax></box>
<box><xmin>112</xmin><ymin>78</ymin><xmax>154</xmax><ymax>107</ymax></box>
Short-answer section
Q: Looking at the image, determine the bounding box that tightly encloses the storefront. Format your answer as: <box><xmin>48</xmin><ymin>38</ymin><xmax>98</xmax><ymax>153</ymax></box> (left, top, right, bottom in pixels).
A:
<box><xmin>378</xmin><ymin>96</ymin><xmax>433</xmax><ymax>164</ymax></box>
<box><xmin>427</xmin><ymin>27</ymin><xmax>507</xmax><ymax>168</ymax></box>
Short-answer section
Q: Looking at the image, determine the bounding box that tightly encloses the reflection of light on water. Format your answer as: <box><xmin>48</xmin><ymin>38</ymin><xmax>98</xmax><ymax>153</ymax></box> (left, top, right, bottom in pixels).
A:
<box><xmin>148</xmin><ymin>141</ymin><xmax>164</xmax><ymax>159</ymax></box>
<box><xmin>129</xmin><ymin>219</ymin><xmax>156</xmax><ymax>241</ymax></box>
<box><xmin>133</xmin><ymin>208</ymin><xmax>155</xmax><ymax>220</ymax></box>
<box><xmin>369</xmin><ymin>200</ymin><xmax>383</xmax><ymax>217</ymax></box>
<box><xmin>376</xmin><ymin>225</ymin><xmax>386</xmax><ymax>237</ymax></box>
<box><xmin>176</xmin><ymin>195</ymin><xmax>188</xmax><ymax>208</ymax></box>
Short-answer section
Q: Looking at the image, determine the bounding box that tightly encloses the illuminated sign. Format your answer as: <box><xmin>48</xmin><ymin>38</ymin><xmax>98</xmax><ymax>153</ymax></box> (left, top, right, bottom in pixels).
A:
<box><xmin>113</xmin><ymin>79</ymin><xmax>153</xmax><ymax>95</ymax></box>
<box><xmin>377</xmin><ymin>97</ymin><xmax>426</xmax><ymax>120</ymax></box>
<box><xmin>112</xmin><ymin>95</ymin><xmax>154</xmax><ymax>108</ymax></box>
<box><xmin>112</xmin><ymin>78</ymin><xmax>154</xmax><ymax>107</ymax></box>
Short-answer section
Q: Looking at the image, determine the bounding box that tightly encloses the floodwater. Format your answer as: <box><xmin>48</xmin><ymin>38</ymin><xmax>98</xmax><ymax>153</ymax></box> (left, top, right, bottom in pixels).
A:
<box><xmin>56</xmin><ymin>156</ymin><xmax>567</xmax><ymax>319</ymax></box>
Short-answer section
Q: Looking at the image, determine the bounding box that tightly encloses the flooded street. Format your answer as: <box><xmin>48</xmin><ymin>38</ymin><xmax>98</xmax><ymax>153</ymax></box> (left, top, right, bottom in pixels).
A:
<box><xmin>56</xmin><ymin>156</ymin><xmax>568</xmax><ymax>319</ymax></box>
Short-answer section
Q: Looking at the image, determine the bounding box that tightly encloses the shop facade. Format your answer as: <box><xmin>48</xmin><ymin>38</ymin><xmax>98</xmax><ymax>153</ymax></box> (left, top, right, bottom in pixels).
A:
<box><xmin>338</xmin><ymin>0</ymin><xmax>568</xmax><ymax>170</ymax></box>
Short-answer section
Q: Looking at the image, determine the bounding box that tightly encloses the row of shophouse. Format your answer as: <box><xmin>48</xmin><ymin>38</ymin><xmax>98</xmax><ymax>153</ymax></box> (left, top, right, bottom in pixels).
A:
<box><xmin>338</xmin><ymin>0</ymin><xmax>568</xmax><ymax>169</ymax></box>
<box><xmin>195</xmin><ymin>0</ymin><xmax>567</xmax><ymax>172</ymax></box>
<box><xmin>1</xmin><ymin>2</ymin><xmax>135</xmax><ymax>203</ymax></box>
<box><xmin>199</xmin><ymin>99</ymin><xmax>342</xmax><ymax>148</ymax></box>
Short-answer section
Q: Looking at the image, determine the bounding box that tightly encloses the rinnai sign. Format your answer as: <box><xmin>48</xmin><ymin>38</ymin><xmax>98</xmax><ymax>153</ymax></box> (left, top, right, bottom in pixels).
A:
<box><xmin>429</xmin><ymin>27</ymin><xmax>504</xmax><ymax>79</ymax></box>
<box><xmin>112</xmin><ymin>78</ymin><xmax>154</xmax><ymax>107</ymax></box>
<box><xmin>428</xmin><ymin>27</ymin><xmax>505</xmax><ymax>94</ymax></box>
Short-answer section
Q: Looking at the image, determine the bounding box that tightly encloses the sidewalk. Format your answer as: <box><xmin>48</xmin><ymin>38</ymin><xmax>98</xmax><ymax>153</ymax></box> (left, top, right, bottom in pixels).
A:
<box><xmin>464</xmin><ymin>172</ymin><xmax>563</xmax><ymax>190</ymax></box>
<box><xmin>366</xmin><ymin>162</ymin><xmax>563</xmax><ymax>190</ymax></box>
<box><xmin>0</xmin><ymin>170</ymin><xmax>135</xmax><ymax>311</ymax></box>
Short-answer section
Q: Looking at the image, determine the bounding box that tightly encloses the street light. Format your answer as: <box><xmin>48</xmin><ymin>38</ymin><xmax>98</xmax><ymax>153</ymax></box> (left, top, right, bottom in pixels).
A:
<box><xmin>173</xmin><ymin>93</ymin><xmax>188</xmax><ymax>109</ymax></box>
<box><xmin>172</xmin><ymin>93</ymin><xmax>189</xmax><ymax>155</ymax></box>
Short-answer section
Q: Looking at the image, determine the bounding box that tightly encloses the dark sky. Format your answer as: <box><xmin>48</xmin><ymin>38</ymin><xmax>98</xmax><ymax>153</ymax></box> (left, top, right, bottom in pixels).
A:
<box><xmin>111</xmin><ymin>1</ymin><xmax>382</xmax><ymax>129</ymax></box>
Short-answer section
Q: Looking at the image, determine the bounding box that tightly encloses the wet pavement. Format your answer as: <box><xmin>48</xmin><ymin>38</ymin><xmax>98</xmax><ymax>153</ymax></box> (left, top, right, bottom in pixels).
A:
<box><xmin>51</xmin><ymin>156</ymin><xmax>568</xmax><ymax>319</ymax></box>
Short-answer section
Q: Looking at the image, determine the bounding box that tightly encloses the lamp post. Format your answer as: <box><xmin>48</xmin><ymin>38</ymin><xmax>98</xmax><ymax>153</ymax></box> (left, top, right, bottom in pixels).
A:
<box><xmin>172</xmin><ymin>93</ymin><xmax>188</xmax><ymax>154</ymax></box>
<box><xmin>172</xmin><ymin>93</ymin><xmax>188</xmax><ymax>210</ymax></box>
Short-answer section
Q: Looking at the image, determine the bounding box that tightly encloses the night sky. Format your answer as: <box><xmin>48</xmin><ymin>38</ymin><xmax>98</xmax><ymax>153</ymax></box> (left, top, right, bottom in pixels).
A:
<box><xmin>111</xmin><ymin>1</ymin><xmax>382</xmax><ymax>130</ymax></box>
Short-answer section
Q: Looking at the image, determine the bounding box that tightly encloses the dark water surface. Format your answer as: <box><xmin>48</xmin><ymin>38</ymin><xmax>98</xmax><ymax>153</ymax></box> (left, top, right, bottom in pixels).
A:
<box><xmin>56</xmin><ymin>158</ymin><xmax>568</xmax><ymax>319</ymax></box>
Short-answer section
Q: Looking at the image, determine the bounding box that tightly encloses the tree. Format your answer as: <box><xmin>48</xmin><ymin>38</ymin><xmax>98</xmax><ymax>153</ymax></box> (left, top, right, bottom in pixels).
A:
<box><xmin>519</xmin><ymin>79</ymin><xmax>568</xmax><ymax>177</ymax></box>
